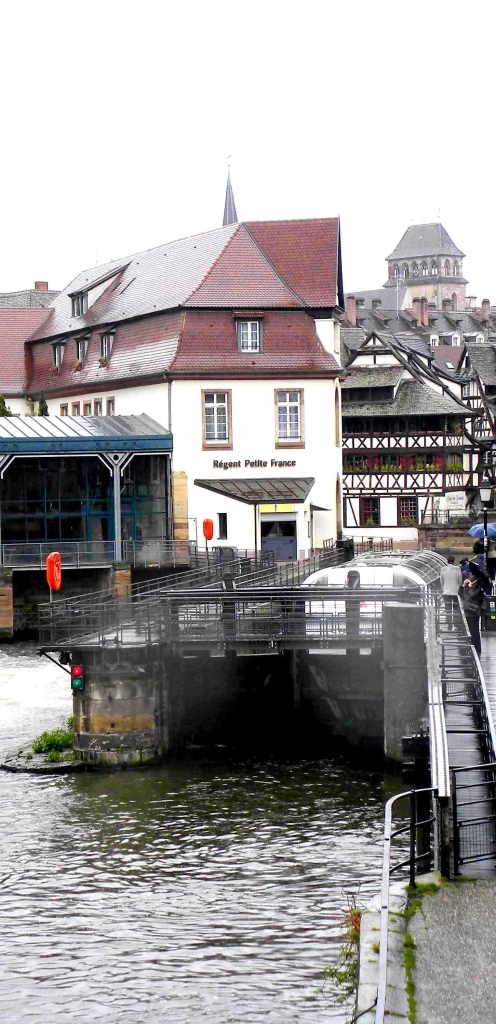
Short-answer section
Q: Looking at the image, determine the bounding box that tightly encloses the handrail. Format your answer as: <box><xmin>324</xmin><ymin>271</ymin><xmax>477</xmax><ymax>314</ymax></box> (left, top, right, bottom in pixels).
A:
<box><xmin>375</xmin><ymin>787</ymin><xmax>437</xmax><ymax>1024</ymax></box>
<box><xmin>425</xmin><ymin>605</ymin><xmax>450</xmax><ymax>799</ymax></box>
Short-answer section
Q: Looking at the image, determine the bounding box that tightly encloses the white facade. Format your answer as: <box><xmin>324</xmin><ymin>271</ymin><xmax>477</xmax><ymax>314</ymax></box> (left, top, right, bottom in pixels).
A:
<box><xmin>44</xmin><ymin>375</ymin><xmax>343</xmax><ymax>558</ymax></box>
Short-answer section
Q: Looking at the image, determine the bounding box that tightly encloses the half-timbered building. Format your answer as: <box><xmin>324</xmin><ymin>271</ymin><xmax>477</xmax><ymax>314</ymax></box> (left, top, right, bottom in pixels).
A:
<box><xmin>341</xmin><ymin>331</ymin><xmax>478</xmax><ymax>541</ymax></box>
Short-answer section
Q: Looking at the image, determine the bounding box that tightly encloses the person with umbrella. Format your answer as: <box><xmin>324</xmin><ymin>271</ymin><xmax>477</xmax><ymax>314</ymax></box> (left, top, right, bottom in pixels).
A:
<box><xmin>468</xmin><ymin>521</ymin><xmax>496</xmax><ymax>576</ymax></box>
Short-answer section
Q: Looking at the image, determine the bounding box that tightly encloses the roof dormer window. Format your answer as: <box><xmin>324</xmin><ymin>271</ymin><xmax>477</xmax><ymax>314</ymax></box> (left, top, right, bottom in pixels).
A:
<box><xmin>100</xmin><ymin>331</ymin><xmax>114</xmax><ymax>363</ymax></box>
<box><xmin>52</xmin><ymin>341</ymin><xmax>65</xmax><ymax>370</ymax></box>
<box><xmin>236</xmin><ymin>319</ymin><xmax>262</xmax><ymax>353</ymax></box>
<box><xmin>71</xmin><ymin>292</ymin><xmax>88</xmax><ymax>317</ymax></box>
<box><xmin>76</xmin><ymin>335</ymin><xmax>89</xmax><ymax>365</ymax></box>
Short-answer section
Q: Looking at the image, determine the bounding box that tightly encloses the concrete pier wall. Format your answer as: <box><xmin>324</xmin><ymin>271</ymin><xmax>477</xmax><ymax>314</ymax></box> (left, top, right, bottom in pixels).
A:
<box><xmin>382</xmin><ymin>603</ymin><xmax>428</xmax><ymax>763</ymax></box>
<box><xmin>0</xmin><ymin>570</ymin><xmax>13</xmax><ymax>641</ymax></box>
<box><xmin>73</xmin><ymin>645</ymin><xmax>163</xmax><ymax>767</ymax></box>
<box><xmin>71</xmin><ymin>643</ymin><xmax>390</xmax><ymax>765</ymax></box>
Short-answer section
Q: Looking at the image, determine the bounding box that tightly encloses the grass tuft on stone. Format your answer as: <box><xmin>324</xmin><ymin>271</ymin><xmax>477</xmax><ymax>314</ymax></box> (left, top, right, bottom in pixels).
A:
<box><xmin>32</xmin><ymin>728</ymin><xmax>74</xmax><ymax>754</ymax></box>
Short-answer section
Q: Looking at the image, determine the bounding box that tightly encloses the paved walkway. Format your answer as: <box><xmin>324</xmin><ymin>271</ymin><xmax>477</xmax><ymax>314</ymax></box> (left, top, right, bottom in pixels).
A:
<box><xmin>410</xmin><ymin>880</ymin><xmax>496</xmax><ymax>1024</ymax></box>
<box><xmin>412</xmin><ymin>631</ymin><xmax>496</xmax><ymax>1023</ymax></box>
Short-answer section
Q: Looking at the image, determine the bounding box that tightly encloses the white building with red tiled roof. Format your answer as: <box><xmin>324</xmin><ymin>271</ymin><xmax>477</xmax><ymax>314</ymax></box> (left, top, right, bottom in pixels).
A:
<box><xmin>17</xmin><ymin>218</ymin><xmax>345</xmax><ymax>559</ymax></box>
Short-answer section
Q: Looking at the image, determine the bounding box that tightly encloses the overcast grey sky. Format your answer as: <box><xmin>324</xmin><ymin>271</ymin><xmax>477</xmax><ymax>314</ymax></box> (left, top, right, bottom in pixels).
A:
<box><xmin>1</xmin><ymin>0</ymin><xmax>495</xmax><ymax>301</ymax></box>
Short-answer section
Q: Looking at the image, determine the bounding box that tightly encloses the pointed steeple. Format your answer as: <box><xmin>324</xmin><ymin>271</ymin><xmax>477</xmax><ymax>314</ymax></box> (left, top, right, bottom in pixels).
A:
<box><xmin>223</xmin><ymin>168</ymin><xmax>238</xmax><ymax>226</ymax></box>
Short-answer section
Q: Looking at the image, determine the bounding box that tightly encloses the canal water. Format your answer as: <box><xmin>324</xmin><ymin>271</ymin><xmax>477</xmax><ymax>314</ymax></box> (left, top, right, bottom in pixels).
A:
<box><xmin>0</xmin><ymin>645</ymin><xmax>400</xmax><ymax>1023</ymax></box>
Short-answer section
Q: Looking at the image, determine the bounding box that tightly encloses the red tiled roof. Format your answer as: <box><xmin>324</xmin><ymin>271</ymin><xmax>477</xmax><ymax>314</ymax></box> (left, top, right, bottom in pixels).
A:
<box><xmin>27</xmin><ymin>309</ymin><xmax>341</xmax><ymax>393</ymax></box>
<box><xmin>245</xmin><ymin>219</ymin><xmax>342</xmax><ymax>308</ymax></box>
<box><xmin>28</xmin><ymin>312</ymin><xmax>183</xmax><ymax>393</ymax></box>
<box><xmin>186</xmin><ymin>226</ymin><xmax>301</xmax><ymax>308</ymax></box>
<box><xmin>0</xmin><ymin>308</ymin><xmax>51</xmax><ymax>393</ymax></box>
<box><xmin>28</xmin><ymin>218</ymin><xmax>343</xmax><ymax>346</ymax></box>
<box><xmin>171</xmin><ymin>310</ymin><xmax>341</xmax><ymax>376</ymax></box>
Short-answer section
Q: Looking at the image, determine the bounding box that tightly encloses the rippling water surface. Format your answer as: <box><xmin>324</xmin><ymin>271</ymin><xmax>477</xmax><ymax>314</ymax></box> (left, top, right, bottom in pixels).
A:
<box><xmin>0</xmin><ymin>645</ymin><xmax>398</xmax><ymax>1023</ymax></box>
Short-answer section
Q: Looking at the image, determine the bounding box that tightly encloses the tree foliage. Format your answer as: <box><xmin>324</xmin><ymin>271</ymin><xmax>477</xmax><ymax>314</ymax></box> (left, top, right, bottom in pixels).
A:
<box><xmin>37</xmin><ymin>391</ymin><xmax>49</xmax><ymax>416</ymax></box>
<box><xmin>0</xmin><ymin>395</ymin><xmax>12</xmax><ymax>416</ymax></box>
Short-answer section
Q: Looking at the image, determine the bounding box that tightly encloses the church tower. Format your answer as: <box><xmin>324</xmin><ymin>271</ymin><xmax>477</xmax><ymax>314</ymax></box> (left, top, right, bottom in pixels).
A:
<box><xmin>223</xmin><ymin>169</ymin><xmax>238</xmax><ymax>227</ymax></box>
<box><xmin>384</xmin><ymin>223</ymin><xmax>467</xmax><ymax>310</ymax></box>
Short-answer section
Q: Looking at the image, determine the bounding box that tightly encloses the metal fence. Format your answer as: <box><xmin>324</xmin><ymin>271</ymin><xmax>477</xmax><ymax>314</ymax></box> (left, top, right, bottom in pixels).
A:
<box><xmin>420</xmin><ymin>511</ymin><xmax>472</xmax><ymax>527</ymax></box>
<box><xmin>438</xmin><ymin>594</ymin><xmax>496</xmax><ymax>870</ymax></box>
<box><xmin>375</xmin><ymin>787</ymin><xmax>439</xmax><ymax>1024</ymax></box>
<box><xmin>1</xmin><ymin>541</ymin><xmax>117</xmax><ymax>568</ymax></box>
<box><xmin>37</xmin><ymin>545</ymin><xmax>351</xmax><ymax>636</ymax></box>
<box><xmin>451</xmin><ymin>764</ymin><xmax>496</xmax><ymax>873</ymax></box>
<box><xmin>122</xmin><ymin>539</ymin><xmax>197</xmax><ymax>567</ymax></box>
<box><xmin>38</xmin><ymin>584</ymin><xmax>427</xmax><ymax>651</ymax></box>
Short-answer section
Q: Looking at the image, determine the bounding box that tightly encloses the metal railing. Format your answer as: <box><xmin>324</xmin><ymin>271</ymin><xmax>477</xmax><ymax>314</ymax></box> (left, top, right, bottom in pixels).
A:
<box><xmin>353</xmin><ymin>538</ymin><xmax>394</xmax><ymax>555</ymax></box>
<box><xmin>375</xmin><ymin>788</ymin><xmax>438</xmax><ymax>1024</ymax></box>
<box><xmin>375</xmin><ymin>600</ymin><xmax>452</xmax><ymax>1024</ymax></box>
<box><xmin>38</xmin><ymin>584</ymin><xmax>428</xmax><ymax>651</ymax></box>
<box><xmin>420</xmin><ymin>510</ymin><xmax>473</xmax><ymax>527</ymax></box>
<box><xmin>322</xmin><ymin>537</ymin><xmax>393</xmax><ymax>554</ymax></box>
<box><xmin>451</xmin><ymin>763</ymin><xmax>496</xmax><ymax>873</ymax></box>
<box><xmin>122</xmin><ymin>539</ymin><xmax>197</xmax><ymax>568</ymax></box>
<box><xmin>37</xmin><ymin>546</ymin><xmax>351</xmax><ymax>635</ymax></box>
<box><xmin>438</xmin><ymin>594</ymin><xmax>496</xmax><ymax>869</ymax></box>
<box><xmin>1</xmin><ymin>540</ymin><xmax>117</xmax><ymax>568</ymax></box>
<box><xmin>235</xmin><ymin>546</ymin><xmax>348</xmax><ymax>589</ymax></box>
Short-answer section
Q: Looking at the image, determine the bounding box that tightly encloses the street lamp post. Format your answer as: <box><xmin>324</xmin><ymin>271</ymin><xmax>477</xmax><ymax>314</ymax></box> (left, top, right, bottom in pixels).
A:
<box><xmin>479</xmin><ymin>478</ymin><xmax>492</xmax><ymax>574</ymax></box>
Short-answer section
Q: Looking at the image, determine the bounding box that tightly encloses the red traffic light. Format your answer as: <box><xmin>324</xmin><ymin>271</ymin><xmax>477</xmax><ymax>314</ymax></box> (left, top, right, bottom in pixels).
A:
<box><xmin>71</xmin><ymin>665</ymin><xmax>84</xmax><ymax>691</ymax></box>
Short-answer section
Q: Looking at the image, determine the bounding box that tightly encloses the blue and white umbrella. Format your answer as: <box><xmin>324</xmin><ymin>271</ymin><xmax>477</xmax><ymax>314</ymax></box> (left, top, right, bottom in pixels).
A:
<box><xmin>468</xmin><ymin>523</ymin><xmax>496</xmax><ymax>538</ymax></box>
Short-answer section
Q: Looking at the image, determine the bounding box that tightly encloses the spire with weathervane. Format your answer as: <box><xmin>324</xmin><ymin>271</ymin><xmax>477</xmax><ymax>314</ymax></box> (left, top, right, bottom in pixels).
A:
<box><xmin>223</xmin><ymin>164</ymin><xmax>238</xmax><ymax>226</ymax></box>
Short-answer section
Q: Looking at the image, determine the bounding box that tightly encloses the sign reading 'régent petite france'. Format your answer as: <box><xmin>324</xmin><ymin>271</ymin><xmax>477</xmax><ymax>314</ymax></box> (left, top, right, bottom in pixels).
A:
<box><xmin>212</xmin><ymin>459</ymin><xmax>297</xmax><ymax>470</ymax></box>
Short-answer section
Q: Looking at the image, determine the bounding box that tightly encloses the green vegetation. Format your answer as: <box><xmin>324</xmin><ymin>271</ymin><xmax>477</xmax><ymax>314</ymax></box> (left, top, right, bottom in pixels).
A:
<box><xmin>324</xmin><ymin>896</ymin><xmax>362</xmax><ymax>1006</ymax></box>
<box><xmin>402</xmin><ymin>878</ymin><xmax>444</xmax><ymax>1022</ymax></box>
<box><xmin>24</xmin><ymin>752</ymin><xmax>33</xmax><ymax>762</ymax></box>
<box><xmin>44</xmin><ymin>750</ymin><xmax>63</xmax><ymax>763</ymax></box>
<box><xmin>66</xmin><ymin>715</ymin><xmax>75</xmax><ymax>729</ymax></box>
<box><xmin>0</xmin><ymin>395</ymin><xmax>12</xmax><ymax>416</ymax></box>
<box><xmin>32</xmin><ymin>727</ymin><xmax>74</xmax><ymax>754</ymax></box>
<box><xmin>37</xmin><ymin>391</ymin><xmax>49</xmax><ymax>416</ymax></box>
<box><xmin>403</xmin><ymin>931</ymin><xmax>417</xmax><ymax>1023</ymax></box>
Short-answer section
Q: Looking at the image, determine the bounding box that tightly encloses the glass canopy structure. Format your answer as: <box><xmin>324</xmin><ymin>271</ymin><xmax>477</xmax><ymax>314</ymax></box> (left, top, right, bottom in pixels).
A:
<box><xmin>0</xmin><ymin>415</ymin><xmax>173</xmax><ymax>566</ymax></box>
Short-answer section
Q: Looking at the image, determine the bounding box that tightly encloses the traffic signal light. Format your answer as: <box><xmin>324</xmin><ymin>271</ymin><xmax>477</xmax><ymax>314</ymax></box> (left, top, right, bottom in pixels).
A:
<box><xmin>71</xmin><ymin>665</ymin><xmax>84</xmax><ymax>692</ymax></box>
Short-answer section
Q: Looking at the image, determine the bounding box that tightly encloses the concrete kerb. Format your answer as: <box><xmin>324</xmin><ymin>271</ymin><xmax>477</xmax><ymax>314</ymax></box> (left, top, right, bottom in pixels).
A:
<box><xmin>355</xmin><ymin>871</ymin><xmax>442</xmax><ymax>1024</ymax></box>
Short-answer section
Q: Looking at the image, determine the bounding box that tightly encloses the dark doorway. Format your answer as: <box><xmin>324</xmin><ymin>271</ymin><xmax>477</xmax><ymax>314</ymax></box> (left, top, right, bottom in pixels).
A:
<box><xmin>261</xmin><ymin>519</ymin><xmax>297</xmax><ymax>561</ymax></box>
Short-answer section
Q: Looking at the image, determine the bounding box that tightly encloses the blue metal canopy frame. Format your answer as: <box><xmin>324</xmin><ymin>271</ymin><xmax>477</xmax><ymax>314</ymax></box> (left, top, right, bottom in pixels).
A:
<box><xmin>0</xmin><ymin>414</ymin><xmax>172</xmax><ymax>454</ymax></box>
<box><xmin>0</xmin><ymin>414</ymin><xmax>173</xmax><ymax>561</ymax></box>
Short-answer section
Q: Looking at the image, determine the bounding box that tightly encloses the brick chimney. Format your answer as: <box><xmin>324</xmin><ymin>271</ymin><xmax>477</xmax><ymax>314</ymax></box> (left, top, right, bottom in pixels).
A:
<box><xmin>34</xmin><ymin>281</ymin><xmax>48</xmax><ymax>291</ymax></box>
<box><xmin>420</xmin><ymin>296</ymin><xmax>429</xmax><ymax>326</ymax></box>
<box><xmin>412</xmin><ymin>297</ymin><xmax>421</xmax><ymax>324</ymax></box>
<box><xmin>481</xmin><ymin>298</ymin><xmax>491</xmax><ymax>322</ymax></box>
<box><xmin>346</xmin><ymin>295</ymin><xmax>357</xmax><ymax>327</ymax></box>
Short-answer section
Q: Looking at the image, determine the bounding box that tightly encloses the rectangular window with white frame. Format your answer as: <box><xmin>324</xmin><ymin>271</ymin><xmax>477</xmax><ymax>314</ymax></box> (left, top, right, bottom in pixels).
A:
<box><xmin>100</xmin><ymin>332</ymin><xmax>114</xmax><ymax>361</ymax></box>
<box><xmin>275</xmin><ymin>389</ymin><xmax>304</xmax><ymax>447</ymax></box>
<box><xmin>202</xmin><ymin>391</ymin><xmax>232</xmax><ymax>449</ymax></box>
<box><xmin>83</xmin><ymin>401</ymin><xmax>92</xmax><ymax>416</ymax></box>
<box><xmin>76</xmin><ymin>336</ymin><xmax>89</xmax><ymax>364</ymax></box>
<box><xmin>71</xmin><ymin>293</ymin><xmax>88</xmax><ymax>317</ymax></box>
<box><xmin>237</xmin><ymin>320</ymin><xmax>262</xmax><ymax>352</ymax></box>
<box><xmin>71</xmin><ymin>402</ymin><xmax>80</xmax><ymax>416</ymax></box>
<box><xmin>52</xmin><ymin>342</ymin><xmax>65</xmax><ymax>370</ymax></box>
<box><xmin>94</xmin><ymin>399</ymin><xmax>102</xmax><ymax>416</ymax></box>
<box><xmin>60</xmin><ymin>404</ymin><xmax>68</xmax><ymax>416</ymax></box>
<box><xmin>106</xmin><ymin>397</ymin><xmax>115</xmax><ymax>415</ymax></box>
